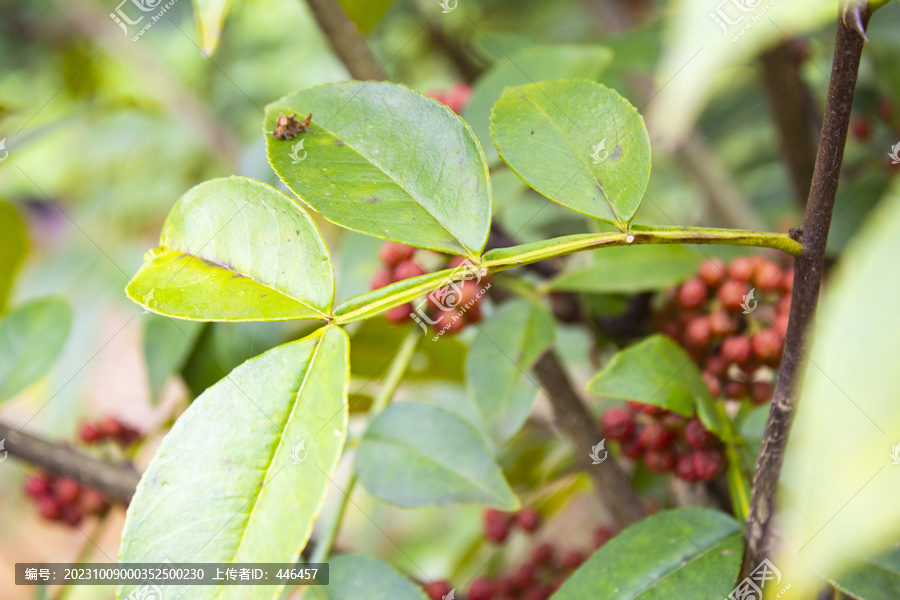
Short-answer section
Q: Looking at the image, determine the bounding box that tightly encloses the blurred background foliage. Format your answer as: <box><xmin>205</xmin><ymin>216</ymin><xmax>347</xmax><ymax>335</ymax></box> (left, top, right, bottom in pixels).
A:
<box><xmin>1</xmin><ymin>0</ymin><xmax>900</xmax><ymax>597</ymax></box>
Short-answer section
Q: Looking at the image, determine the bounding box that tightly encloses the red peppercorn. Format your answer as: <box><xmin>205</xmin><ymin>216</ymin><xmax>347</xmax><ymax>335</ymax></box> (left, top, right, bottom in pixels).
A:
<box><xmin>512</xmin><ymin>564</ymin><xmax>536</xmax><ymax>589</ymax></box>
<box><xmin>516</xmin><ymin>508</ymin><xmax>541</xmax><ymax>532</ymax></box>
<box><xmin>394</xmin><ymin>260</ymin><xmax>425</xmax><ymax>281</ymax></box>
<box><xmin>384</xmin><ymin>303</ymin><xmax>412</xmax><ymax>324</ymax></box>
<box><xmin>718</xmin><ymin>280</ymin><xmax>750</xmax><ymax>313</ymax></box>
<box><xmin>677</xmin><ymin>278</ymin><xmax>708</xmax><ymax>310</ymax></box>
<box><xmin>708</xmin><ymin>310</ymin><xmax>738</xmax><ymax>337</ymax></box>
<box><xmin>483</xmin><ymin>509</ymin><xmax>511</xmax><ymax>544</ymax></box>
<box><xmin>638</xmin><ymin>423</ymin><xmax>675</xmax><ymax>451</ymax></box>
<box><xmin>751</xmin><ymin>329</ymin><xmax>783</xmax><ymax>367</ymax></box>
<box><xmin>676</xmin><ymin>453</ymin><xmax>699</xmax><ymax>482</ymax></box>
<box><xmin>692</xmin><ymin>449</ymin><xmax>726</xmax><ymax>480</ymax></box>
<box><xmin>370</xmin><ymin>269</ymin><xmax>393</xmax><ymax>290</ymax></box>
<box><xmin>593</xmin><ymin>526</ymin><xmax>615</xmax><ymax>549</ymax></box>
<box><xmin>469</xmin><ymin>578</ymin><xmax>497</xmax><ymax>600</ymax></box>
<box><xmin>532</xmin><ymin>542</ymin><xmax>554</xmax><ymax>566</ymax></box>
<box><xmin>702</xmin><ymin>371</ymin><xmax>721</xmax><ymax>397</ymax></box>
<box><xmin>728</xmin><ymin>257</ymin><xmax>756</xmax><ymax>282</ymax></box>
<box><xmin>79</xmin><ymin>422</ymin><xmax>101</xmax><ymax>444</ymax></box>
<box><xmin>684</xmin><ymin>316</ymin><xmax>711</xmax><ymax>349</ymax></box>
<box><xmin>559</xmin><ymin>550</ymin><xmax>585</xmax><ymax>571</ymax></box>
<box><xmin>704</xmin><ymin>355</ymin><xmax>729</xmax><ymax>378</ymax></box>
<box><xmin>780</xmin><ymin>270</ymin><xmax>794</xmax><ymax>293</ymax></box>
<box><xmin>599</xmin><ymin>407</ymin><xmax>635</xmax><ymax>440</ymax></box>
<box><xmin>100</xmin><ymin>417</ymin><xmax>124</xmax><ymax>440</ymax></box>
<box><xmin>54</xmin><ymin>478</ymin><xmax>81</xmax><ymax>505</ymax></box>
<box><xmin>38</xmin><ymin>497</ymin><xmax>62</xmax><ymax>521</ymax></box>
<box><xmin>698</xmin><ymin>258</ymin><xmax>726</xmax><ymax>288</ymax></box>
<box><xmin>619</xmin><ymin>435</ymin><xmax>645</xmax><ymax>460</ymax></box>
<box><xmin>79</xmin><ymin>488</ymin><xmax>109</xmax><ymax>515</ymax></box>
<box><xmin>683</xmin><ymin>419</ymin><xmax>713</xmax><ymax>449</ymax></box>
<box><xmin>379</xmin><ymin>243</ymin><xmax>416</xmax><ymax>267</ymax></box>
<box><xmin>644</xmin><ymin>448</ymin><xmax>676</xmax><ymax>474</ymax></box>
<box><xmin>423</xmin><ymin>581</ymin><xmax>453</xmax><ymax>600</ymax></box>
<box><xmin>721</xmin><ymin>336</ymin><xmax>752</xmax><ymax>367</ymax></box>
<box><xmin>851</xmin><ymin>116</ymin><xmax>872</xmax><ymax>141</ymax></box>
<box><xmin>724</xmin><ymin>379</ymin><xmax>748</xmax><ymax>400</ymax></box>
<box><xmin>754</xmin><ymin>260</ymin><xmax>783</xmax><ymax>292</ymax></box>
<box><xmin>24</xmin><ymin>475</ymin><xmax>52</xmax><ymax>498</ymax></box>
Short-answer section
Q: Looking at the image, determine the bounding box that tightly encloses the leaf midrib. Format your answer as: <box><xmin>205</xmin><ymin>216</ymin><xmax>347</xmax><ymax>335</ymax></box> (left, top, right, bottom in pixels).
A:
<box><xmin>516</xmin><ymin>91</ymin><xmax>626</xmax><ymax>228</ymax></box>
<box><xmin>297</xmin><ymin>118</ymin><xmax>473</xmax><ymax>254</ymax></box>
<box><xmin>215</xmin><ymin>332</ymin><xmax>326</xmax><ymax>599</ymax></box>
<box><xmin>364</xmin><ymin>434</ymin><xmax>510</xmax><ymax>505</ymax></box>
<box><xmin>162</xmin><ymin>248</ymin><xmax>330</xmax><ymax>319</ymax></box>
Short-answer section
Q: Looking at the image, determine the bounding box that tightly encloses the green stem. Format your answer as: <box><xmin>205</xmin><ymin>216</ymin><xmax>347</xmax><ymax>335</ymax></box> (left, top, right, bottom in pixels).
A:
<box><xmin>714</xmin><ymin>401</ymin><xmax>751</xmax><ymax>521</ymax></box>
<box><xmin>332</xmin><ymin>226</ymin><xmax>801</xmax><ymax>324</ymax></box>
<box><xmin>308</xmin><ymin>327</ymin><xmax>421</xmax><ymax>565</ymax></box>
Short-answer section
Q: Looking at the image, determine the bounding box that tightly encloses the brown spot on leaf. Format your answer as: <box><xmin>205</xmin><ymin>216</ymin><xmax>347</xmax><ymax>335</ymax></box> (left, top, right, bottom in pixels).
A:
<box><xmin>271</xmin><ymin>113</ymin><xmax>312</xmax><ymax>140</ymax></box>
<box><xmin>610</xmin><ymin>145</ymin><xmax>622</xmax><ymax>160</ymax></box>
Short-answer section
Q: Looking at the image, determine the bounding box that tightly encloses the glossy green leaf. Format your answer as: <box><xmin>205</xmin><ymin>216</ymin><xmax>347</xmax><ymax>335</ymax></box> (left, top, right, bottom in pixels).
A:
<box><xmin>551</xmin><ymin>245</ymin><xmax>703</xmax><ymax>293</ymax></box>
<box><xmin>355</xmin><ymin>402</ymin><xmax>519</xmax><ymax>509</ymax></box>
<box><xmin>777</xmin><ymin>184</ymin><xmax>900</xmax><ymax>595</ymax></box>
<box><xmin>193</xmin><ymin>0</ymin><xmax>235</xmax><ymax>55</ymax></box>
<box><xmin>491</xmin><ymin>79</ymin><xmax>651</xmax><ymax>229</ymax></box>
<box><xmin>336</xmin><ymin>0</ymin><xmax>393</xmax><ymax>33</ymax></box>
<box><xmin>466</xmin><ymin>299</ymin><xmax>555</xmax><ymax>445</ymax></box>
<box><xmin>266</xmin><ymin>82</ymin><xmax>491</xmax><ymax>256</ymax></box>
<box><xmin>126</xmin><ymin>176</ymin><xmax>334</xmax><ymax>322</ymax></box>
<box><xmin>828</xmin><ymin>547</ymin><xmax>900</xmax><ymax>600</ymax></box>
<box><xmin>587</xmin><ymin>335</ymin><xmax>721</xmax><ymax>436</ymax></box>
<box><xmin>118</xmin><ymin>327</ymin><xmax>349</xmax><ymax>600</ymax></box>
<box><xmin>463</xmin><ymin>45</ymin><xmax>613</xmax><ymax>164</ymax></box>
<box><xmin>0</xmin><ymin>297</ymin><xmax>72</xmax><ymax>403</ymax></box>
<box><xmin>308</xmin><ymin>555</ymin><xmax>428</xmax><ymax>600</ymax></box>
<box><xmin>0</xmin><ymin>201</ymin><xmax>28</xmax><ymax>313</ymax></box>
<box><xmin>143</xmin><ymin>317</ymin><xmax>204</xmax><ymax>404</ymax></box>
<box><xmin>553</xmin><ymin>508</ymin><xmax>743</xmax><ymax>599</ymax></box>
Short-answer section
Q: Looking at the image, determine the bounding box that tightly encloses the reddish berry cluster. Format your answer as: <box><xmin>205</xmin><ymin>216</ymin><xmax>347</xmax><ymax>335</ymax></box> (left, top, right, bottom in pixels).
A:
<box><xmin>371</xmin><ymin>242</ymin><xmax>488</xmax><ymax>334</ymax></box>
<box><xmin>427</xmin><ymin>83</ymin><xmax>473</xmax><ymax>115</ymax></box>
<box><xmin>600</xmin><ymin>405</ymin><xmax>725</xmax><ymax>482</ymax></box>
<box><xmin>654</xmin><ymin>256</ymin><xmax>793</xmax><ymax>405</ymax></box>
<box><xmin>423</xmin><ymin>512</ymin><xmax>617</xmax><ymax>600</ymax></box>
<box><xmin>23</xmin><ymin>474</ymin><xmax>109</xmax><ymax>526</ymax></box>
<box><xmin>79</xmin><ymin>416</ymin><xmax>141</xmax><ymax>446</ymax></box>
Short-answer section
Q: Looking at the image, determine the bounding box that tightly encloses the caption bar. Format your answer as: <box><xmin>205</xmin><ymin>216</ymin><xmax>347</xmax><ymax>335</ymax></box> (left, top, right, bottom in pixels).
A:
<box><xmin>16</xmin><ymin>563</ymin><xmax>328</xmax><ymax>585</ymax></box>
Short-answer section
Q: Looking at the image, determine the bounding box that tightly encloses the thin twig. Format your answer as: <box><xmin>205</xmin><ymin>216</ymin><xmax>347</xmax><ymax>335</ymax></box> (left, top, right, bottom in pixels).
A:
<box><xmin>760</xmin><ymin>42</ymin><xmax>820</xmax><ymax>206</ymax></box>
<box><xmin>304</xmin><ymin>0</ymin><xmax>384</xmax><ymax>81</ymax></box>
<box><xmin>740</xmin><ymin>7</ymin><xmax>869</xmax><ymax>580</ymax></box>
<box><xmin>532</xmin><ymin>352</ymin><xmax>646</xmax><ymax>526</ymax></box>
<box><xmin>1</xmin><ymin>423</ymin><xmax>140</xmax><ymax>503</ymax></box>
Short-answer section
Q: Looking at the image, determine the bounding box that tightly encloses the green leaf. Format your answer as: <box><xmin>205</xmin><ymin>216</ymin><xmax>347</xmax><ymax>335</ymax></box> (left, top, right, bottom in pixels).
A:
<box><xmin>828</xmin><ymin>547</ymin><xmax>900</xmax><ymax>600</ymax></box>
<box><xmin>491</xmin><ymin>79</ymin><xmax>651</xmax><ymax>229</ymax></box>
<box><xmin>463</xmin><ymin>45</ymin><xmax>613</xmax><ymax>164</ymax></box>
<box><xmin>349</xmin><ymin>319</ymin><xmax>465</xmax><ymax>383</ymax></box>
<box><xmin>587</xmin><ymin>335</ymin><xmax>721</xmax><ymax>436</ymax></box>
<box><xmin>0</xmin><ymin>297</ymin><xmax>72</xmax><ymax>403</ymax></box>
<box><xmin>143</xmin><ymin>317</ymin><xmax>204</xmax><ymax>404</ymax></box>
<box><xmin>192</xmin><ymin>0</ymin><xmax>235</xmax><ymax>55</ymax></box>
<box><xmin>117</xmin><ymin>327</ymin><xmax>349</xmax><ymax>600</ymax></box>
<box><xmin>0</xmin><ymin>201</ymin><xmax>28</xmax><ymax>313</ymax></box>
<box><xmin>355</xmin><ymin>402</ymin><xmax>519</xmax><ymax>509</ymax></box>
<box><xmin>308</xmin><ymin>555</ymin><xmax>428</xmax><ymax>600</ymax></box>
<box><xmin>777</xmin><ymin>184</ymin><xmax>900</xmax><ymax>594</ymax></box>
<box><xmin>466</xmin><ymin>299</ymin><xmax>555</xmax><ymax>445</ymax></box>
<box><xmin>550</xmin><ymin>245</ymin><xmax>703</xmax><ymax>294</ymax></box>
<box><xmin>266</xmin><ymin>82</ymin><xmax>491</xmax><ymax>257</ymax></box>
<box><xmin>126</xmin><ymin>176</ymin><xmax>334</xmax><ymax>322</ymax></box>
<box><xmin>336</xmin><ymin>0</ymin><xmax>393</xmax><ymax>33</ymax></box>
<box><xmin>552</xmin><ymin>508</ymin><xmax>743</xmax><ymax>600</ymax></box>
